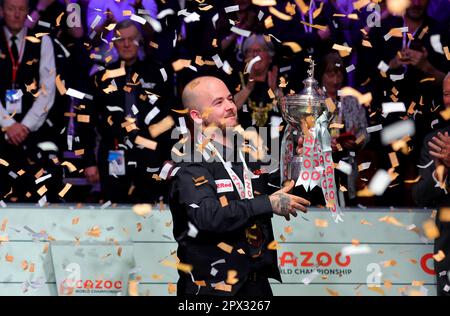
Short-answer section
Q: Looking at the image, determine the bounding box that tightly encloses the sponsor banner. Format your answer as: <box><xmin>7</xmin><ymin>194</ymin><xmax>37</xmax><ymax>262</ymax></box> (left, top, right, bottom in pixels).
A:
<box><xmin>51</xmin><ymin>242</ymin><xmax>135</xmax><ymax>296</ymax></box>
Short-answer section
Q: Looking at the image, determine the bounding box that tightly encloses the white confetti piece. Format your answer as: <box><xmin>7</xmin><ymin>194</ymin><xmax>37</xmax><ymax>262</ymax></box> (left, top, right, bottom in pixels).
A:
<box><xmin>417</xmin><ymin>160</ymin><xmax>433</xmax><ymax>169</ymax></box>
<box><xmin>430</xmin><ymin>34</ymin><xmax>444</xmax><ymax>54</ymax></box>
<box><xmin>222</xmin><ymin>60</ymin><xmax>233</xmax><ymax>75</ymax></box>
<box><xmin>377</xmin><ymin>61</ymin><xmax>389</xmax><ymax>73</ymax></box>
<box><xmin>170</xmin><ymin>167</ymin><xmax>181</xmax><ymax>177</ymax></box>
<box><xmin>130</xmin><ymin>14</ymin><xmax>147</xmax><ymax>25</ymax></box>
<box><xmin>90</xmin><ymin>15</ymin><xmax>102</xmax><ymax>29</ymax></box>
<box><xmin>159</xmin><ymin>163</ymin><xmax>173</xmax><ymax>180</ymax></box>
<box><xmin>230</xmin><ymin>26</ymin><xmax>251</xmax><ymax>37</ymax></box>
<box><xmin>187</xmin><ymin>222</ymin><xmax>199</xmax><ymax>238</ymax></box>
<box><xmin>35</xmin><ymin>174</ymin><xmax>52</xmax><ymax>184</ymax></box>
<box><xmin>280</xmin><ymin>66</ymin><xmax>291</xmax><ymax>73</ymax></box>
<box><xmin>145</xmin><ymin>16</ymin><xmax>162</xmax><ymax>32</ymax></box>
<box><xmin>211</xmin><ymin>259</ymin><xmax>226</xmax><ymax>266</ymax></box>
<box><xmin>341</xmin><ymin>244</ymin><xmax>371</xmax><ymax>257</ymax></box>
<box><xmin>345</xmin><ymin>64</ymin><xmax>355</xmax><ymax>73</ymax></box>
<box><xmin>302</xmin><ymin>270</ymin><xmax>320</xmax><ymax>285</ymax></box>
<box><xmin>38</xmin><ymin>196</ymin><xmax>47</xmax><ymax>207</ymax></box>
<box><xmin>431</xmin><ymin>119</ymin><xmax>439</xmax><ymax>129</ymax></box>
<box><xmin>212</xmin><ymin>13</ymin><xmax>219</xmax><ymax>28</ymax></box>
<box><xmin>37</xmin><ymin>20</ymin><xmax>51</xmax><ymax>28</ymax></box>
<box><xmin>160</xmin><ymin>68</ymin><xmax>168</xmax><ymax>82</ymax></box>
<box><xmin>66</xmin><ymin>88</ymin><xmax>86</xmax><ymax>99</ymax></box>
<box><xmin>212</xmin><ymin>54</ymin><xmax>223</xmax><ymax>68</ymax></box>
<box><xmin>189</xmin><ymin>203</ymin><xmax>199</xmax><ymax>209</ymax></box>
<box><xmin>258</xmin><ymin>10</ymin><xmax>264</xmax><ymax>20</ymax></box>
<box><xmin>37</xmin><ymin>141</ymin><xmax>58</xmax><ymax>152</ymax></box>
<box><xmin>390</xmin><ymin>73</ymin><xmax>404</xmax><ymax>81</ymax></box>
<box><xmin>244</xmin><ymin>55</ymin><xmax>261</xmax><ymax>74</ymax></box>
<box><xmin>106</xmin><ymin>106</ymin><xmax>124</xmax><ymax>112</ymax></box>
<box><xmin>382</xmin><ymin>102</ymin><xmax>406</xmax><ymax>116</ymax></box>
<box><xmin>101</xmin><ymin>200</ymin><xmax>112</xmax><ymax>209</ymax></box>
<box><xmin>210</xmin><ymin>267</ymin><xmax>218</xmax><ymax>276</ymax></box>
<box><xmin>157</xmin><ymin>8</ymin><xmax>175</xmax><ymax>19</ymax></box>
<box><xmin>184</xmin><ymin>12</ymin><xmax>201</xmax><ymax>23</ymax></box>
<box><xmin>178</xmin><ymin>117</ymin><xmax>188</xmax><ymax>135</ymax></box>
<box><xmin>0</xmin><ymin>200</ymin><xmax>7</xmax><ymax>208</ymax></box>
<box><xmin>368</xmin><ymin>169</ymin><xmax>391</xmax><ymax>196</ymax></box>
<box><xmin>359</xmin><ymin>162</ymin><xmax>371</xmax><ymax>171</ymax></box>
<box><xmin>366</xmin><ymin>124</ymin><xmax>383</xmax><ymax>133</ymax></box>
<box><xmin>381</xmin><ymin>120</ymin><xmax>415</xmax><ymax>145</ymax></box>
<box><xmin>225</xmin><ymin>5</ymin><xmax>240</xmax><ymax>13</ymax></box>
<box><xmin>144</xmin><ymin>107</ymin><xmax>160</xmax><ymax>125</ymax></box>
<box><xmin>337</xmin><ymin>160</ymin><xmax>353</xmax><ymax>175</ymax></box>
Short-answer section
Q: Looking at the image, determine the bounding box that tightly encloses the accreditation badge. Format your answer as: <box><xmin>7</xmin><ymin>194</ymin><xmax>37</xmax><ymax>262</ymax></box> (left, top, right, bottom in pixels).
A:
<box><xmin>108</xmin><ymin>150</ymin><xmax>126</xmax><ymax>176</ymax></box>
<box><xmin>5</xmin><ymin>89</ymin><xmax>22</xmax><ymax>114</ymax></box>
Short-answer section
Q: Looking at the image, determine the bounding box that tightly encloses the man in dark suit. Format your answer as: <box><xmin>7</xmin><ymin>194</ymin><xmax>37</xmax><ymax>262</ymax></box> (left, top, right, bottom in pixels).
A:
<box><xmin>80</xmin><ymin>19</ymin><xmax>174</xmax><ymax>203</ymax></box>
<box><xmin>413</xmin><ymin>72</ymin><xmax>450</xmax><ymax>296</ymax></box>
<box><xmin>168</xmin><ymin>76</ymin><xmax>311</xmax><ymax>296</ymax></box>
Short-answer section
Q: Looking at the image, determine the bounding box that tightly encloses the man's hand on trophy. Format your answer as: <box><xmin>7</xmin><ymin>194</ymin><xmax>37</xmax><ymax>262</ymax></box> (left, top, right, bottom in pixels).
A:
<box><xmin>270</xmin><ymin>180</ymin><xmax>310</xmax><ymax>221</ymax></box>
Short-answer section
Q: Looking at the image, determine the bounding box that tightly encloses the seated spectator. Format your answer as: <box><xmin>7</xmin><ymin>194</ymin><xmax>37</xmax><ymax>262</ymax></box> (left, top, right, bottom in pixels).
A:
<box><xmin>79</xmin><ymin>20</ymin><xmax>174</xmax><ymax>204</ymax></box>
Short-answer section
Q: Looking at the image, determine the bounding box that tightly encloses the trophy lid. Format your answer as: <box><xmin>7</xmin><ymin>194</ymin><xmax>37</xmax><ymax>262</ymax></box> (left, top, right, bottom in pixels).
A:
<box><xmin>280</xmin><ymin>56</ymin><xmax>328</xmax><ymax>130</ymax></box>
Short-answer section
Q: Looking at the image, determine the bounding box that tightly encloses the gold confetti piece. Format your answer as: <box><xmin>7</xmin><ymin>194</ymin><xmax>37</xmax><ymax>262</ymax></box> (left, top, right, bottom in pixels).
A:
<box><xmin>198</xmin><ymin>4</ymin><xmax>213</xmax><ymax>10</ymax></box>
<box><xmin>444</xmin><ymin>46</ymin><xmax>450</xmax><ymax>60</ymax></box>
<box><xmin>26</xmin><ymin>36</ymin><xmax>40</xmax><ymax>43</ymax></box>
<box><xmin>86</xmin><ymin>226</ymin><xmax>101</xmax><ymax>238</ymax></box>
<box><xmin>412</xmin><ymin>280</ymin><xmax>424</xmax><ymax>287</ymax></box>
<box><xmin>22</xmin><ymin>260</ymin><xmax>29</xmax><ymax>271</ymax></box>
<box><xmin>384</xmin><ymin>280</ymin><xmax>392</xmax><ymax>289</ymax></box>
<box><xmin>388</xmin><ymin>152</ymin><xmax>399</xmax><ymax>168</ymax></box>
<box><xmin>172</xmin><ymin>59</ymin><xmax>191</xmax><ymax>72</ymax></box>
<box><xmin>420</xmin><ymin>77</ymin><xmax>435</xmax><ymax>83</ymax></box>
<box><xmin>439</xmin><ymin>107</ymin><xmax>450</xmax><ymax>121</ymax></box>
<box><xmin>362</xmin><ymin>39</ymin><xmax>372</xmax><ymax>48</ymax></box>
<box><xmin>340</xmin><ymin>87</ymin><xmax>372</xmax><ymax>106</ymax></box>
<box><xmin>252</xmin><ymin>0</ymin><xmax>276</xmax><ymax>6</ymax></box>
<box><xmin>5</xmin><ymin>254</ymin><xmax>14</xmax><ymax>262</ymax></box>
<box><xmin>409</xmin><ymin>258</ymin><xmax>418</xmax><ymax>264</ymax></box>
<box><xmin>217</xmin><ymin>242</ymin><xmax>233</xmax><ymax>254</ymax></box>
<box><xmin>101</xmin><ymin>66</ymin><xmax>126</xmax><ymax>81</ymax></box>
<box><xmin>74</xmin><ymin>149</ymin><xmax>85</xmax><ymax>156</ymax></box>
<box><xmin>300</xmin><ymin>21</ymin><xmax>327</xmax><ymax>31</ymax></box>
<box><xmin>0</xmin><ymin>236</ymin><xmax>9</xmax><ymax>242</ymax></box>
<box><xmin>0</xmin><ymin>219</ymin><xmax>7</xmax><ymax>232</ymax></box>
<box><xmin>37</xmin><ymin>185</ymin><xmax>48</xmax><ymax>197</ymax></box>
<box><xmin>17</xmin><ymin>169</ymin><xmax>25</xmax><ymax>176</ymax></box>
<box><xmin>332</xmin><ymin>44</ymin><xmax>352</xmax><ymax>57</ymax></box>
<box><xmin>279</xmin><ymin>234</ymin><xmax>286</xmax><ymax>242</ymax></box>
<box><xmin>55</xmin><ymin>11</ymin><xmax>64</xmax><ymax>26</ymax></box>
<box><xmin>325</xmin><ymin>287</ymin><xmax>339</xmax><ymax>296</ymax></box>
<box><xmin>269</xmin><ymin>6</ymin><xmax>292</xmax><ymax>20</ymax></box>
<box><xmin>368</xmin><ymin>286</ymin><xmax>385</xmax><ymax>295</ymax></box>
<box><xmin>267</xmin><ymin>240</ymin><xmax>280</xmax><ymax>250</ymax></box>
<box><xmin>423</xmin><ymin>219</ymin><xmax>440</xmax><ymax>240</ymax></box>
<box><xmin>29</xmin><ymin>263</ymin><xmax>35</xmax><ymax>273</ymax></box>
<box><xmin>439</xmin><ymin>208</ymin><xmax>450</xmax><ymax>222</ymax></box>
<box><xmin>284</xmin><ymin>226</ymin><xmax>293</xmax><ymax>234</ymax></box>
<box><xmin>264</xmin><ymin>16</ymin><xmax>274</xmax><ymax>29</ymax></box>
<box><xmin>295</xmin><ymin>0</ymin><xmax>309</xmax><ymax>14</ymax></box>
<box><xmin>353</xmin><ymin>0</ymin><xmax>371</xmax><ymax>10</ymax></box>
<box><xmin>219</xmin><ymin>195</ymin><xmax>229</xmax><ymax>207</ymax></box>
<box><xmin>128</xmin><ymin>280</ymin><xmax>139</xmax><ymax>296</ymax></box>
<box><xmin>227</xmin><ymin>270</ymin><xmax>239</xmax><ymax>285</ymax></box>
<box><xmin>214</xmin><ymin>283</ymin><xmax>232</xmax><ymax>292</ymax></box>
<box><xmin>339</xmin><ymin>185</ymin><xmax>348</xmax><ymax>192</ymax></box>
<box><xmin>351</xmin><ymin>239</ymin><xmax>360</xmax><ymax>246</ymax></box>
<box><xmin>285</xmin><ymin>2</ymin><xmax>296</xmax><ymax>15</ymax></box>
<box><xmin>194</xmin><ymin>280</ymin><xmax>206</xmax><ymax>287</ymax></box>
<box><xmin>378</xmin><ymin>216</ymin><xmax>404</xmax><ymax>227</ymax></box>
<box><xmin>0</xmin><ymin>158</ymin><xmax>9</xmax><ymax>167</ymax></box>
<box><xmin>168</xmin><ymin>282</ymin><xmax>177</xmax><ymax>294</ymax></box>
<box><xmin>137</xmin><ymin>223</ymin><xmax>142</xmax><ymax>232</ymax></box>
<box><xmin>151</xmin><ymin>274</ymin><xmax>163</xmax><ymax>280</ymax></box>
<box><xmin>282</xmin><ymin>41</ymin><xmax>302</xmax><ymax>53</ymax></box>
<box><xmin>61</xmin><ymin>161</ymin><xmax>77</xmax><ymax>173</ymax></box>
<box><xmin>58</xmin><ymin>183</ymin><xmax>72</xmax><ymax>198</ymax></box>
<box><xmin>135</xmin><ymin>136</ymin><xmax>157</xmax><ymax>150</ymax></box>
<box><xmin>383</xmin><ymin>260</ymin><xmax>397</xmax><ymax>267</ymax></box>
<box><xmin>418</xmin><ymin>25</ymin><xmax>429</xmax><ymax>40</ymax></box>
<box><xmin>149</xmin><ymin>116</ymin><xmax>175</xmax><ymax>138</ymax></box>
<box><xmin>72</xmin><ymin>217</ymin><xmax>79</xmax><ymax>225</ymax></box>
<box><xmin>267</xmin><ymin>88</ymin><xmax>275</xmax><ymax>99</ymax></box>
<box><xmin>161</xmin><ymin>260</ymin><xmax>193</xmax><ymax>273</ymax></box>
<box><xmin>35</xmin><ymin>168</ymin><xmax>44</xmax><ymax>179</ymax></box>
<box><xmin>315</xmin><ymin>219</ymin><xmax>329</xmax><ymax>228</ymax></box>
<box><xmin>433</xmin><ymin>250</ymin><xmax>445</xmax><ymax>262</ymax></box>
<box><xmin>330</xmin><ymin>123</ymin><xmax>344</xmax><ymax>129</ymax></box>
<box><xmin>132</xmin><ymin>204</ymin><xmax>152</xmax><ymax>217</ymax></box>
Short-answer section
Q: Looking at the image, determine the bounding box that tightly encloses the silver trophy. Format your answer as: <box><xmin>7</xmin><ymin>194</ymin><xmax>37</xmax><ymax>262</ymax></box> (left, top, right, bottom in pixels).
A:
<box><xmin>279</xmin><ymin>57</ymin><xmax>332</xmax><ymax>184</ymax></box>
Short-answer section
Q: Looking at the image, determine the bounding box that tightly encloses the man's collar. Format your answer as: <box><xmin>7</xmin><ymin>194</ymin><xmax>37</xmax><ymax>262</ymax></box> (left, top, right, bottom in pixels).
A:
<box><xmin>3</xmin><ymin>26</ymin><xmax>27</xmax><ymax>41</ymax></box>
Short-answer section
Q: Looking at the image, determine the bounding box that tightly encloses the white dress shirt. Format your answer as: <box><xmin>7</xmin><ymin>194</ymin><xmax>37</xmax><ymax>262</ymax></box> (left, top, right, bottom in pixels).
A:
<box><xmin>0</xmin><ymin>26</ymin><xmax>56</xmax><ymax>132</ymax></box>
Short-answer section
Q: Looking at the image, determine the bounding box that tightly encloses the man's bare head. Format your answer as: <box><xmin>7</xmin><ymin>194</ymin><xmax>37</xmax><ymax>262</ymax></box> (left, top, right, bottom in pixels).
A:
<box><xmin>182</xmin><ymin>76</ymin><xmax>238</xmax><ymax>129</ymax></box>
<box><xmin>444</xmin><ymin>72</ymin><xmax>450</xmax><ymax>108</ymax></box>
